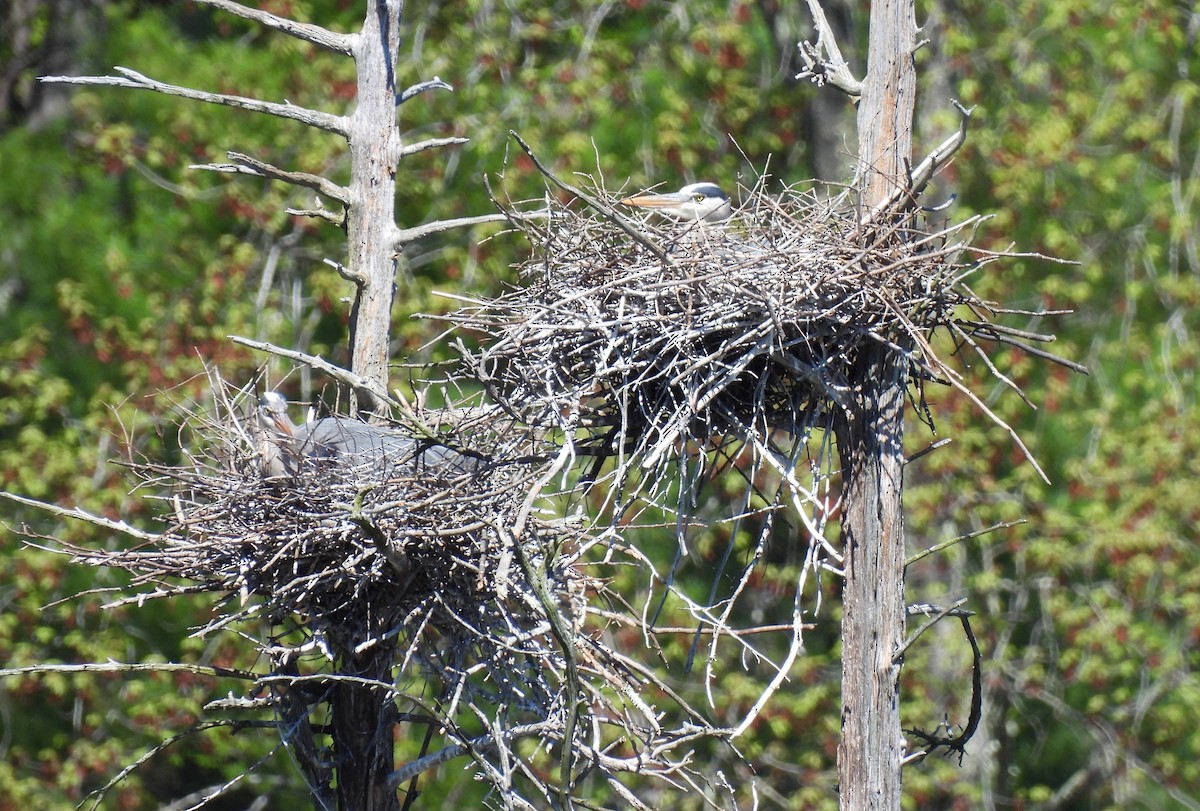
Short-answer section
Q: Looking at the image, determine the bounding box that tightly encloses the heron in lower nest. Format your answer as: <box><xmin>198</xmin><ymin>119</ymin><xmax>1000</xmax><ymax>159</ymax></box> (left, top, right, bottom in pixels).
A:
<box><xmin>619</xmin><ymin>182</ymin><xmax>732</xmax><ymax>222</ymax></box>
<box><xmin>257</xmin><ymin>392</ymin><xmax>474</xmax><ymax>478</ymax></box>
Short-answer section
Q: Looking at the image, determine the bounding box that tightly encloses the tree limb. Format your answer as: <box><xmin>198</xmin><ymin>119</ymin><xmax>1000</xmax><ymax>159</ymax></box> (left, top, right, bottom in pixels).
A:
<box><xmin>190</xmin><ymin>151</ymin><xmax>350</xmax><ymax>204</ymax></box>
<box><xmin>0</xmin><ymin>660</ymin><xmax>257</xmax><ymax>682</ymax></box>
<box><xmin>192</xmin><ymin>0</ymin><xmax>354</xmax><ymax>55</ymax></box>
<box><xmin>0</xmin><ymin>490</ymin><xmax>161</xmax><ymax>542</ymax></box>
<box><xmin>796</xmin><ymin>0</ymin><xmax>863</xmax><ymax>98</ymax></box>
<box><xmin>860</xmin><ymin>100</ymin><xmax>973</xmax><ymax>226</ymax></box>
<box><xmin>397</xmin><ymin>76</ymin><xmax>453</xmax><ymax>105</ymax></box>
<box><xmin>510</xmin><ymin>130</ymin><xmax>670</xmax><ymax>263</ymax></box>
<box><xmin>400</xmin><ymin>136</ymin><xmax>469</xmax><ymax>157</ymax></box>
<box><xmin>286</xmin><ymin>205</ymin><xmax>346</xmax><ymax>226</ymax></box>
<box><xmin>908</xmin><ymin>100</ymin><xmax>973</xmax><ymax>196</ymax></box>
<box><xmin>228</xmin><ymin>335</ymin><xmax>398</xmax><ymax>409</ymax></box>
<box><xmin>394</xmin><ymin>213</ymin><xmax>512</xmax><ymax>246</ymax></box>
<box><xmin>40</xmin><ymin>67</ymin><xmax>348</xmax><ymax>137</ymax></box>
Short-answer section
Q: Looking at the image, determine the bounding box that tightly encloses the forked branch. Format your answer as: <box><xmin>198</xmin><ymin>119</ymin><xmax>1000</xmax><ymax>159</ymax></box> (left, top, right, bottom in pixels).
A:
<box><xmin>191</xmin><ymin>151</ymin><xmax>350</xmax><ymax>204</ymax></box>
<box><xmin>796</xmin><ymin>0</ymin><xmax>863</xmax><ymax>98</ymax></box>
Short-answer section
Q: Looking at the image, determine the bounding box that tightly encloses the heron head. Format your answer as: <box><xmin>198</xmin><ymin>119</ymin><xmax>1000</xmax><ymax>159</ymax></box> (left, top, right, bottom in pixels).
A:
<box><xmin>619</xmin><ymin>181</ymin><xmax>732</xmax><ymax>223</ymax></box>
<box><xmin>258</xmin><ymin>391</ymin><xmax>297</xmax><ymax>437</ymax></box>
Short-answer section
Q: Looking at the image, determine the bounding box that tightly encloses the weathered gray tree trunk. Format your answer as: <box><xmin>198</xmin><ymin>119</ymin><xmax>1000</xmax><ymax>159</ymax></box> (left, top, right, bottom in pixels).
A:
<box><xmin>346</xmin><ymin>0</ymin><xmax>403</xmax><ymax>419</ymax></box>
<box><xmin>836</xmin><ymin>0</ymin><xmax>916</xmax><ymax>808</ymax></box>
<box><xmin>335</xmin><ymin>5</ymin><xmax>403</xmax><ymax>809</ymax></box>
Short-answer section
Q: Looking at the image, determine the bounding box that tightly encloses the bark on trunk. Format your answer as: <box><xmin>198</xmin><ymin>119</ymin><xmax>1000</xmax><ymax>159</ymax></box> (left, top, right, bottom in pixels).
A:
<box><xmin>346</xmin><ymin>0</ymin><xmax>404</xmax><ymax>418</ymax></box>
<box><xmin>836</xmin><ymin>0</ymin><xmax>917</xmax><ymax>807</ymax></box>
<box><xmin>332</xmin><ymin>643</ymin><xmax>401</xmax><ymax>811</ymax></box>
<box><xmin>835</xmin><ymin>350</ymin><xmax>908</xmax><ymax>810</ymax></box>
<box><xmin>333</xmin><ymin>5</ymin><xmax>405</xmax><ymax>809</ymax></box>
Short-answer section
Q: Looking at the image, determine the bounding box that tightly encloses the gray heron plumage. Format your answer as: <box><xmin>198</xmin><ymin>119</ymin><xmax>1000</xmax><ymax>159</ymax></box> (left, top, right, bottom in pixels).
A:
<box><xmin>619</xmin><ymin>182</ymin><xmax>732</xmax><ymax>223</ymax></box>
<box><xmin>257</xmin><ymin>392</ymin><xmax>475</xmax><ymax>479</ymax></box>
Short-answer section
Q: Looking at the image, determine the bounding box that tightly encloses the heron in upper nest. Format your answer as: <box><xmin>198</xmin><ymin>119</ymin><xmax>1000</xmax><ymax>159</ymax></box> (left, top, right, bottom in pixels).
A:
<box><xmin>619</xmin><ymin>182</ymin><xmax>732</xmax><ymax>223</ymax></box>
<box><xmin>256</xmin><ymin>391</ymin><xmax>474</xmax><ymax>479</ymax></box>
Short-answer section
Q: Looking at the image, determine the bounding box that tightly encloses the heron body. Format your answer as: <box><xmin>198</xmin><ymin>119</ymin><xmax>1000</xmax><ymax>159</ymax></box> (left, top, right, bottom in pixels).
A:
<box><xmin>619</xmin><ymin>182</ymin><xmax>732</xmax><ymax>222</ymax></box>
<box><xmin>257</xmin><ymin>392</ymin><xmax>473</xmax><ymax>479</ymax></box>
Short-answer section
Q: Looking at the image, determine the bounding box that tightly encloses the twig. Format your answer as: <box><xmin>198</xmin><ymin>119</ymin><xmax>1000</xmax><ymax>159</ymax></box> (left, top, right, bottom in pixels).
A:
<box><xmin>400</xmin><ymin>136</ymin><xmax>470</xmax><ymax>157</ymax></box>
<box><xmin>40</xmin><ymin>67</ymin><xmax>348</xmax><ymax>137</ymax></box>
<box><xmin>190</xmin><ymin>151</ymin><xmax>350</xmax><ymax>204</ymax></box>
<box><xmin>509</xmin><ymin>130</ymin><xmax>671</xmax><ymax>262</ymax></box>
<box><xmin>397</xmin><ymin>77</ymin><xmax>453</xmax><ymax>105</ymax></box>
<box><xmin>906</xmin><ymin>519</ymin><xmax>1027</xmax><ymax>567</ymax></box>
<box><xmin>895</xmin><ymin>598</ymin><xmax>971</xmax><ymax>662</ymax></box>
<box><xmin>860</xmin><ymin>101</ymin><xmax>973</xmax><ymax>226</ymax></box>
<box><xmin>0</xmin><ymin>491</ymin><xmax>162</xmax><ymax>542</ymax></box>
<box><xmin>192</xmin><ymin>0</ymin><xmax>354</xmax><ymax>55</ymax></box>
<box><xmin>796</xmin><ymin>0</ymin><xmax>863</xmax><ymax>97</ymax></box>
<box><xmin>0</xmin><ymin>660</ymin><xmax>257</xmax><ymax>681</ymax></box>
<box><xmin>228</xmin><ymin>335</ymin><xmax>398</xmax><ymax>408</ymax></box>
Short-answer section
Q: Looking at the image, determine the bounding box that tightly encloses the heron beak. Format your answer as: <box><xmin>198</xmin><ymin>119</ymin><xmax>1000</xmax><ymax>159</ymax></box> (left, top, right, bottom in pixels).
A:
<box><xmin>619</xmin><ymin>192</ymin><xmax>691</xmax><ymax>210</ymax></box>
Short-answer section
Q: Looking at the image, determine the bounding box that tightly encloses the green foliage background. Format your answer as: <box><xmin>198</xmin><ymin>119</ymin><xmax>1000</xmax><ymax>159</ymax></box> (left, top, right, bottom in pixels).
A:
<box><xmin>1</xmin><ymin>0</ymin><xmax>1196</xmax><ymax>808</ymax></box>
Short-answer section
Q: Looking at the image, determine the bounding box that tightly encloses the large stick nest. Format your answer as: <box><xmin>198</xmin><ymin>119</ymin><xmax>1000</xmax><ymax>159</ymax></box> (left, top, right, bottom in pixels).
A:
<box><xmin>58</xmin><ymin>383</ymin><xmax>731</xmax><ymax>806</ymax></box>
<box><xmin>83</xmin><ymin>388</ymin><xmax>581</xmax><ymax>655</ymax></box>
<box><xmin>455</xmin><ymin>181</ymin><xmax>1075</xmax><ymax>479</ymax></box>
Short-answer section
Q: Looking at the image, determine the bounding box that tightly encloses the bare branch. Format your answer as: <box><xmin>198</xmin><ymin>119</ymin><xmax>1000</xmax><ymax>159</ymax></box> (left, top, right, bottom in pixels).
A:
<box><xmin>397</xmin><ymin>76</ymin><xmax>453</xmax><ymax>105</ymax></box>
<box><xmin>394</xmin><ymin>213</ymin><xmax>511</xmax><ymax>246</ymax></box>
<box><xmin>895</xmin><ymin>598</ymin><xmax>971</xmax><ymax>661</ymax></box>
<box><xmin>509</xmin><ymin>130</ymin><xmax>672</xmax><ymax>262</ymax></box>
<box><xmin>192</xmin><ymin>0</ymin><xmax>354</xmax><ymax>55</ymax></box>
<box><xmin>0</xmin><ymin>660</ymin><xmax>256</xmax><ymax>681</ymax></box>
<box><xmin>40</xmin><ymin>67</ymin><xmax>348</xmax><ymax>137</ymax></box>
<box><xmin>905</xmin><ymin>519</ymin><xmax>1027</xmax><ymax>567</ymax></box>
<box><xmin>909</xmin><ymin>100</ymin><xmax>973</xmax><ymax>195</ymax></box>
<box><xmin>0</xmin><ymin>490</ymin><xmax>161</xmax><ymax>542</ymax></box>
<box><xmin>286</xmin><ymin>206</ymin><xmax>346</xmax><ymax>226</ymax></box>
<box><xmin>796</xmin><ymin>0</ymin><xmax>863</xmax><ymax>98</ymax></box>
<box><xmin>190</xmin><ymin>151</ymin><xmax>350</xmax><ymax>204</ymax></box>
<box><xmin>400</xmin><ymin>136</ymin><xmax>469</xmax><ymax>157</ymax></box>
<box><xmin>861</xmin><ymin>100</ymin><xmax>973</xmax><ymax>226</ymax></box>
<box><xmin>228</xmin><ymin>335</ymin><xmax>398</xmax><ymax>409</ymax></box>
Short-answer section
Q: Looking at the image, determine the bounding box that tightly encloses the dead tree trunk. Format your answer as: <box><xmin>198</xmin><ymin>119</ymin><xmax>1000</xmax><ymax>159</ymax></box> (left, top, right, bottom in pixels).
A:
<box><xmin>346</xmin><ymin>0</ymin><xmax>403</xmax><ymax>419</ymax></box>
<box><xmin>42</xmin><ymin>3</ymin><xmax>493</xmax><ymax>808</ymax></box>
<box><xmin>835</xmin><ymin>0</ymin><xmax>916</xmax><ymax>808</ymax></box>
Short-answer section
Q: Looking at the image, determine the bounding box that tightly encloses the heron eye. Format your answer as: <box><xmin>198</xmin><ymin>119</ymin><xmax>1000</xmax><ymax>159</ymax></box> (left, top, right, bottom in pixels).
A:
<box><xmin>694</xmin><ymin>194</ymin><xmax>705</xmax><ymax>202</ymax></box>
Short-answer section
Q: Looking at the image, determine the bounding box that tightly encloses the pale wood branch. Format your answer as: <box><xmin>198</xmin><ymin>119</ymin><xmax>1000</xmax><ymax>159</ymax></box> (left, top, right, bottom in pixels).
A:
<box><xmin>40</xmin><ymin>67</ymin><xmax>348</xmax><ymax>137</ymax></box>
<box><xmin>0</xmin><ymin>660</ymin><xmax>256</xmax><ymax>682</ymax></box>
<box><xmin>397</xmin><ymin>76</ymin><xmax>452</xmax><ymax>104</ymax></box>
<box><xmin>796</xmin><ymin>0</ymin><xmax>863</xmax><ymax>98</ymax></box>
<box><xmin>0</xmin><ymin>490</ymin><xmax>160</xmax><ymax>542</ymax></box>
<box><xmin>228</xmin><ymin>335</ymin><xmax>398</xmax><ymax>410</ymax></box>
<box><xmin>394</xmin><ymin>213</ymin><xmax>511</xmax><ymax>246</ymax></box>
<box><xmin>192</xmin><ymin>0</ymin><xmax>354</xmax><ymax>55</ymax></box>
<box><xmin>861</xmin><ymin>100</ymin><xmax>973</xmax><ymax>225</ymax></box>
<box><xmin>190</xmin><ymin>150</ymin><xmax>350</xmax><ymax>204</ymax></box>
<box><xmin>400</xmin><ymin>136</ymin><xmax>469</xmax><ymax>157</ymax></box>
<box><xmin>286</xmin><ymin>206</ymin><xmax>346</xmax><ymax>226</ymax></box>
<box><xmin>510</xmin><ymin>130</ymin><xmax>671</xmax><ymax>263</ymax></box>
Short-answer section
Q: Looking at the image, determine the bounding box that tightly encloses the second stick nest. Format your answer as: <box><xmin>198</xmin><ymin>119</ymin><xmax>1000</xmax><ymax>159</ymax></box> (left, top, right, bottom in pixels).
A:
<box><xmin>458</xmin><ymin>182</ymin><xmax>1015</xmax><ymax>470</ymax></box>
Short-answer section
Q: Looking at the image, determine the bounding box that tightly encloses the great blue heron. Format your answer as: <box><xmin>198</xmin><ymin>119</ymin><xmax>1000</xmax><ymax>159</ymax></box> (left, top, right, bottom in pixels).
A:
<box><xmin>619</xmin><ymin>182</ymin><xmax>732</xmax><ymax>222</ymax></box>
<box><xmin>257</xmin><ymin>392</ymin><xmax>474</xmax><ymax>479</ymax></box>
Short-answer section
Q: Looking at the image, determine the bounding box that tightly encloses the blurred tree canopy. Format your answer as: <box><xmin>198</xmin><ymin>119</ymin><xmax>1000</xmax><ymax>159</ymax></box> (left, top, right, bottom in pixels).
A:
<box><xmin>0</xmin><ymin>0</ymin><xmax>1196</xmax><ymax>808</ymax></box>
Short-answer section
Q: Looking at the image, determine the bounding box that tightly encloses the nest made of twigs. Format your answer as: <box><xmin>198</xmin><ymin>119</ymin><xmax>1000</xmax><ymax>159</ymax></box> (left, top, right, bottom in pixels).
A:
<box><xmin>455</xmin><ymin>180</ymin><xmax>1076</xmax><ymax>481</ymax></box>
<box><xmin>77</xmin><ymin>385</ymin><xmax>587</xmax><ymax>660</ymax></box>
<box><xmin>66</xmin><ymin>382</ymin><xmax>738</xmax><ymax>805</ymax></box>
